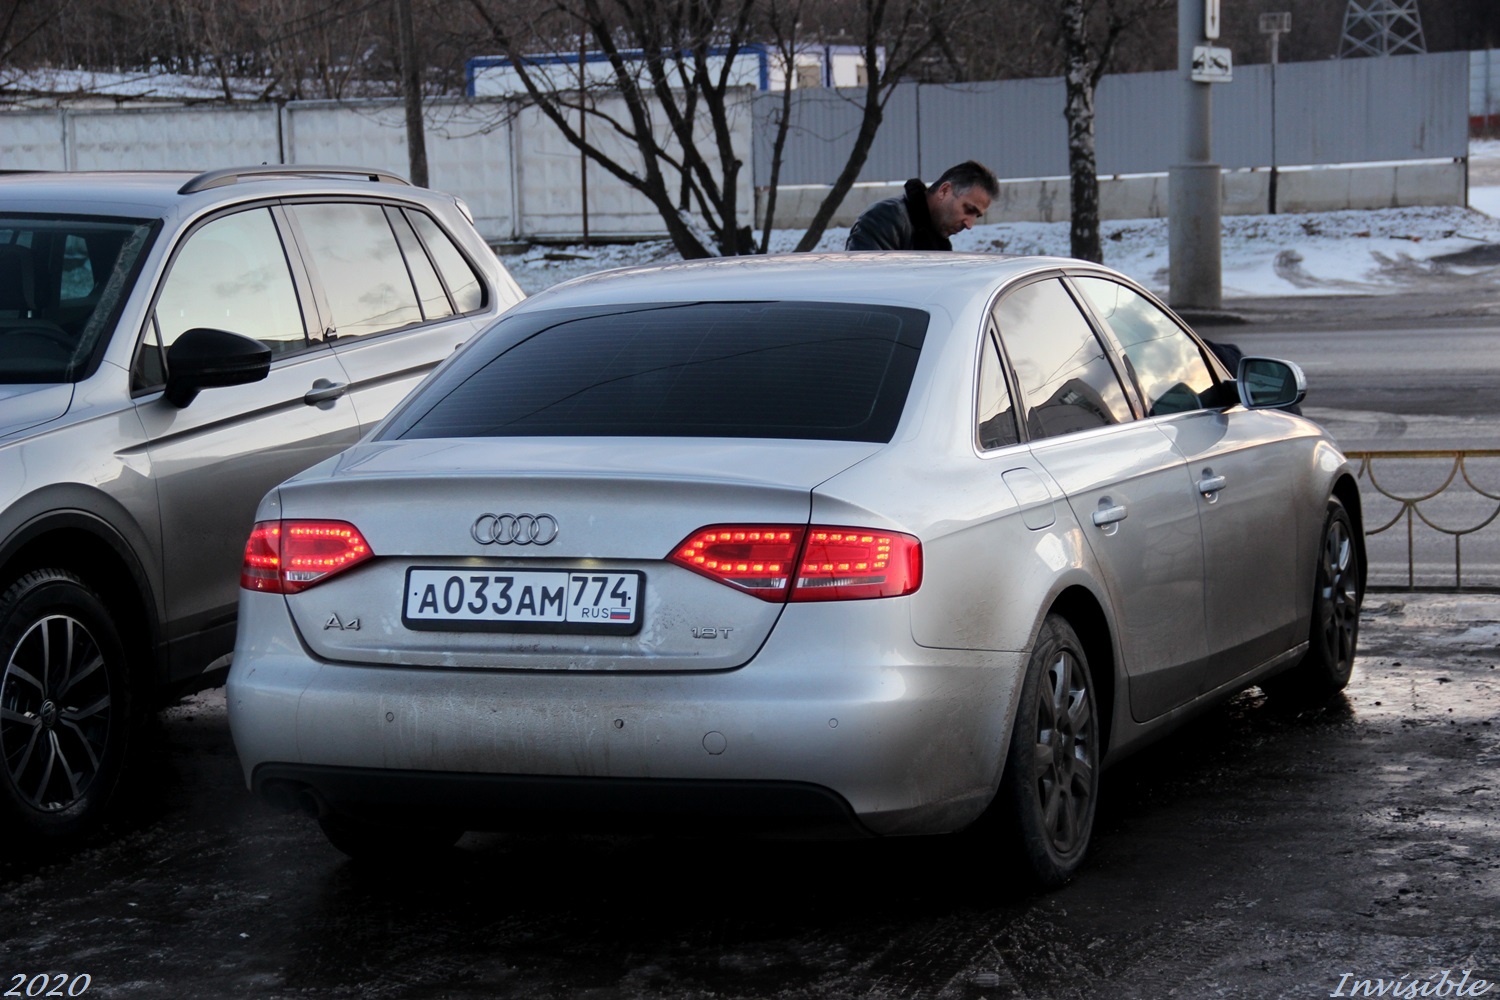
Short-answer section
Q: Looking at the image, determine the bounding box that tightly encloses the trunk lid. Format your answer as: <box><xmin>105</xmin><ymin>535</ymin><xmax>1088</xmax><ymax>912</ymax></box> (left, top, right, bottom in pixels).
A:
<box><xmin>274</xmin><ymin>437</ymin><xmax>881</xmax><ymax>671</ymax></box>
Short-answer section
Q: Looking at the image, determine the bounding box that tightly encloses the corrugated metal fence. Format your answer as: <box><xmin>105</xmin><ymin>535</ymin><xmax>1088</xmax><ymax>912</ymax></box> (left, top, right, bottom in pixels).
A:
<box><xmin>0</xmin><ymin>52</ymin><xmax>1470</xmax><ymax>243</ymax></box>
<box><xmin>754</xmin><ymin>52</ymin><xmax>1470</xmax><ymax>186</ymax></box>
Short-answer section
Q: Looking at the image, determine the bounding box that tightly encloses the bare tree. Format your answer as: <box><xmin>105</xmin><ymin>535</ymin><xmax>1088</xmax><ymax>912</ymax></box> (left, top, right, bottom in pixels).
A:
<box><xmin>464</xmin><ymin>0</ymin><xmax>965</xmax><ymax>258</ymax></box>
<box><xmin>746</xmin><ymin>0</ymin><xmax>807</xmax><ymax>253</ymax></box>
<box><xmin>1059</xmin><ymin>0</ymin><xmax>1116</xmax><ymax>263</ymax></box>
<box><xmin>785</xmin><ymin>0</ymin><xmax>966</xmax><ymax>252</ymax></box>
<box><xmin>254</xmin><ymin>0</ymin><xmax>381</xmax><ymax>100</ymax></box>
<box><xmin>1048</xmin><ymin>0</ymin><xmax>1168</xmax><ymax>263</ymax></box>
<box><xmin>0</xmin><ymin>0</ymin><xmax>68</xmax><ymax>87</ymax></box>
<box><xmin>393</xmin><ymin>0</ymin><xmax>428</xmax><ymax>185</ymax></box>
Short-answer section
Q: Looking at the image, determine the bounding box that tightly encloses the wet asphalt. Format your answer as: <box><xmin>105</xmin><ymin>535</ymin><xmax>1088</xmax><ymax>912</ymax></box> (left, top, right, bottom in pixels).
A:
<box><xmin>2</xmin><ymin>593</ymin><xmax>1496</xmax><ymax>999</ymax></box>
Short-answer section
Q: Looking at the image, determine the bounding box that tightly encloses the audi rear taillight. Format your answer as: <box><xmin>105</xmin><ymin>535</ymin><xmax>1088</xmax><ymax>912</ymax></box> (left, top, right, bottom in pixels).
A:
<box><xmin>668</xmin><ymin>525</ymin><xmax>921</xmax><ymax>602</ymax></box>
<box><xmin>792</xmin><ymin>528</ymin><xmax>922</xmax><ymax>601</ymax></box>
<box><xmin>669</xmin><ymin>527</ymin><xmax>804</xmax><ymax>601</ymax></box>
<box><xmin>241</xmin><ymin>520</ymin><xmax>374</xmax><ymax>594</ymax></box>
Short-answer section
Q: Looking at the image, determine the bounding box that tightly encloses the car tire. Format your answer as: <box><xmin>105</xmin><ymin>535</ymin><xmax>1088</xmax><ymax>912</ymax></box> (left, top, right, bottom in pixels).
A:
<box><xmin>0</xmin><ymin>569</ymin><xmax>131</xmax><ymax>839</ymax></box>
<box><xmin>317</xmin><ymin>813</ymin><xmax>463</xmax><ymax>862</ymax></box>
<box><xmin>998</xmin><ymin>614</ymin><xmax>1100</xmax><ymax>887</ymax></box>
<box><xmin>1262</xmin><ymin>498</ymin><xmax>1361</xmax><ymax>706</ymax></box>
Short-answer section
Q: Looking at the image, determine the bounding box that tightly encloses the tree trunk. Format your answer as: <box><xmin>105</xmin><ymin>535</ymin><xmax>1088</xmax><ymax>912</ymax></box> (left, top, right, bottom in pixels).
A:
<box><xmin>394</xmin><ymin>0</ymin><xmax>428</xmax><ymax>188</ymax></box>
<box><xmin>1062</xmin><ymin>0</ymin><xmax>1103</xmax><ymax>264</ymax></box>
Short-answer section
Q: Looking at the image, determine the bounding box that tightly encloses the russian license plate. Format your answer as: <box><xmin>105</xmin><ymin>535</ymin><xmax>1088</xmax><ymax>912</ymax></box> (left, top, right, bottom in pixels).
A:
<box><xmin>403</xmin><ymin>568</ymin><xmax>642</xmax><ymax>634</ymax></box>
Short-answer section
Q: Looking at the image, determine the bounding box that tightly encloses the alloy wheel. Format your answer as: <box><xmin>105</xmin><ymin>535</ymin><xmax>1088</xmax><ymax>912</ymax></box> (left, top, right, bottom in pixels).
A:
<box><xmin>1</xmin><ymin>613</ymin><xmax>113</xmax><ymax>813</ymax></box>
<box><xmin>1031</xmin><ymin>648</ymin><xmax>1096</xmax><ymax>857</ymax></box>
<box><xmin>1318</xmin><ymin>514</ymin><xmax>1358</xmax><ymax>670</ymax></box>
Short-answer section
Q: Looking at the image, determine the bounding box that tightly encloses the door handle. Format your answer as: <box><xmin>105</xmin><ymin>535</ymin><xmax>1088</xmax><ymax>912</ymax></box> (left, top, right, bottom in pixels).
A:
<box><xmin>1197</xmin><ymin>474</ymin><xmax>1227</xmax><ymax>497</ymax></box>
<box><xmin>303</xmin><ymin>379</ymin><xmax>349</xmax><ymax>405</ymax></box>
<box><xmin>1092</xmin><ymin>504</ymin><xmax>1128</xmax><ymax>527</ymax></box>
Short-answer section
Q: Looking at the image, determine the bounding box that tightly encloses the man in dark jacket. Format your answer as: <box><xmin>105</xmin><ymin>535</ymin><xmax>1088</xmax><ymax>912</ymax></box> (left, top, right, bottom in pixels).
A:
<box><xmin>845</xmin><ymin>160</ymin><xmax>1000</xmax><ymax>251</ymax></box>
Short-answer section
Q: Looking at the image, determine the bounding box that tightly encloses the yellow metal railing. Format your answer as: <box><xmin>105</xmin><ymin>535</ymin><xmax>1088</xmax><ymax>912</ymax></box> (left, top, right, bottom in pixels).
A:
<box><xmin>1347</xmin><ymin>449</ymin><xmax>1500</xmax><ymax>590</ymax></box>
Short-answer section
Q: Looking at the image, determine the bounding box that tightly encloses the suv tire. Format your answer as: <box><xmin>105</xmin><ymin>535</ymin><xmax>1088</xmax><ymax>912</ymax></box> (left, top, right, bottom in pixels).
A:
<box><xmin>0</xmin><ymin>569</ymin><xmax>132</xmax><ymax>839</ymax></box>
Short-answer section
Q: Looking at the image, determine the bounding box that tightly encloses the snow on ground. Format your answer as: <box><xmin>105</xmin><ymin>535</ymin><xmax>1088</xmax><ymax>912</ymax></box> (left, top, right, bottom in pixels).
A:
<box><xmin>0</xmin><ymin>66</ymin><xmax>387</xmax><ymax>102</ymax></box>
<box><xmin>503</xmin><ymin>141</ymin><xmax>1500</xmax><ymax>301</ymax></box>
<box><xmin>1469</xmin><ymin>138</ymin><xmax>1500</xmax><ymax>218</ymax></box>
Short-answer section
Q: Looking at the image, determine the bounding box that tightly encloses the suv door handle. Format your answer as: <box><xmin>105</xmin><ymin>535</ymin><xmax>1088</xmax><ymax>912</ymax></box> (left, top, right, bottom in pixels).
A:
<box><xmin>1092</xmin><ymin>504</ymin><xmax>1127</xmax><ymax>527</ymax></box>
<box><xmin>1197</xmin><ymin>474</ymin><xmax>1227</xmax><ymax>497</ymax></box>
<box><xmin>304</xmin><ymin>379</ymin><xmax>349</xmax><ymax>405</ymax></box>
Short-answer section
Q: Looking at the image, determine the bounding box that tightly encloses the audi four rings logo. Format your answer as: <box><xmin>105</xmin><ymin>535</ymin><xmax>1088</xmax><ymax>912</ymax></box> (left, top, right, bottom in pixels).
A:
<box><xmin>471</xmin><ymin>513</ymin><xmax>560</xmax><ymax>545</ymax></box>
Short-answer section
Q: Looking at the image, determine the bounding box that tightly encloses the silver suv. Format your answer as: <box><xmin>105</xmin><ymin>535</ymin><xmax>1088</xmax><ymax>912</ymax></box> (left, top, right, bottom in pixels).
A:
<box><xmin>0</xmin><ymin>165</ymin><xmax>523</xmax><ymax>838</ymax></box>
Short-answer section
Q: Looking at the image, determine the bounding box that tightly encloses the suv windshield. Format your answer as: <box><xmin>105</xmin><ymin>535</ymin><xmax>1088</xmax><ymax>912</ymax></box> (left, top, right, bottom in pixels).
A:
<box><xmin>386</xmin><ymin>301</ymin><xmax>929</xmax><ymax>443</ymax></box>
<box><xmin>1</xmin><ymin>215</ymin><xmax>155</xmax><ymax>383</ymax></box>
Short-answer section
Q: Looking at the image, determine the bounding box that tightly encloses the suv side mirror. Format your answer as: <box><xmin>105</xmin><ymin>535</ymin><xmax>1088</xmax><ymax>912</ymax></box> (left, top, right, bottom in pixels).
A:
<box><xmin>163</xmin><ymin>328</ymin><xmax>272</xmax><ymax>408</ymax></box>
<box><xmin>1236</xmin><ymin>356</ymin><xmax>1306</xmax><ymax>410</ymax></box>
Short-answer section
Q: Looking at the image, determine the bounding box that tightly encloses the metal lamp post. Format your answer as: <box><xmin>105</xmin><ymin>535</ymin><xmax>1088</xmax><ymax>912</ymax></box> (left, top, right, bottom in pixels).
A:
<box><xmin>1260</xmin><ymin>13</ymin><xmax>1291</xmax><ymax>214</ymax></box>
<box><xmin>1169</xmin><ymin>0</ymin><xmax>1229</xmax><ymax>311</ymax></box>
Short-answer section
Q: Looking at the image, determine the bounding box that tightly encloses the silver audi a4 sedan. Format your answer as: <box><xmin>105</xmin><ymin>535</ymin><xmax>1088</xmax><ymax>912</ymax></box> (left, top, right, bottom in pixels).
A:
<box><xmin>227</xmin><ymin>252</ymin><xmax>1364</xmax><ymax>884</ymax></box>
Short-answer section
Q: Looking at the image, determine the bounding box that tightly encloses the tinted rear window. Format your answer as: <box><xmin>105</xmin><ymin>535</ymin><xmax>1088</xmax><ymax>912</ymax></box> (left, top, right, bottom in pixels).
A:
<box><xmin>386</xmin><ymin>301</ymin><xmax>928</xmax><ymax>442</ymax></box>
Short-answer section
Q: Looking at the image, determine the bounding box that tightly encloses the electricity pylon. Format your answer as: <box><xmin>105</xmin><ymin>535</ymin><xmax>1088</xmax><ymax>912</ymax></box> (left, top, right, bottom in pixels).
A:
<box><xmin>1339</xmin><ymin>0</ymin><xmax>1427</xmax><ymax>57</ymax></box>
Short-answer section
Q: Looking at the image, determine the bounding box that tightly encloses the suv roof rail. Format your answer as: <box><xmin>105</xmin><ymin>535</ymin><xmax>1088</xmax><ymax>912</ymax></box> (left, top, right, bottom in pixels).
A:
<box><xmin>179</xmin><ymin>164</ymin><xmax>411</xmax><ymax>195</ymax></box>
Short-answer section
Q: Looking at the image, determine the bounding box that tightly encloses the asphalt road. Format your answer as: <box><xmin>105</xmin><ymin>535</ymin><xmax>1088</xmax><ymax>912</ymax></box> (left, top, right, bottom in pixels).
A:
<box><xmin>2</xmin><ymin>594</ymin><xmax>1495</xmax><ymax>999</ymax></box>
<box><xmin>1196</xmin><ymin>292</ymin><xmax>1500</xmax><ymax>588</ymax></box>
<box><xmin>1195</xmin><ymin>293</ymin><xmax>1500</xmax><ymax>433</ymax></box>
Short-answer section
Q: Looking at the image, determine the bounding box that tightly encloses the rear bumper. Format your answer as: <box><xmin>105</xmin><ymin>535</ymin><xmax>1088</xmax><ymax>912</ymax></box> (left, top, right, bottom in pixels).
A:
<box><xmin>227</xmin><ymin>592</ymin><xmax>1027</xmax><ymax>837</ymax></box>
<box><xmin>254</xmin><ymin>765</ymin><xmax>869</xmax><ymax>837</ymax></box>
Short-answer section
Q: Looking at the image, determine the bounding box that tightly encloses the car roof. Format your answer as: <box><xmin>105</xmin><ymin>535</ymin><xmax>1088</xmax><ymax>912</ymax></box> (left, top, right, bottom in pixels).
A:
<box><xmin>0</xmin><ymin>166</ymin><xmax>434</xmax><ymax>218</ymax></box>
<box><xmin>515</xmin><ymin>252</ymin><xmax>1100</xmax><ymax>314</ymax></box>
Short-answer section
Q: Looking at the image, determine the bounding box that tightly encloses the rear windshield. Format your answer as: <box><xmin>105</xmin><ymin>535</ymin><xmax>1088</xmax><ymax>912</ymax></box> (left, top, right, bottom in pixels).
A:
<box><xmin>1</xmin><ymin>215</ymin><xmax>156</xmax><ymax>383</ymax></box>
<box><xmin>385</xmin><ymin>301</ymin><xmax>928</xmax><ymax>443</ymax></box>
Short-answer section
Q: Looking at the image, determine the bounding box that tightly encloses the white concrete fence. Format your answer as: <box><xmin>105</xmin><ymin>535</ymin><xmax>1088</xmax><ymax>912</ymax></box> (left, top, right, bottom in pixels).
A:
<box><xmin>769</xmin><ymin>161</ymin><xmax>1467</xmax><ymax>229</ymax></box>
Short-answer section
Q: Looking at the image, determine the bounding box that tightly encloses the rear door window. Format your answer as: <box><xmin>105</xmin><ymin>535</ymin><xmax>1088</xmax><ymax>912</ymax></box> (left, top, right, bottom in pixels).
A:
<box><xmin>976</xmin><ymin>322</ymin><xmax>1019</xmax><ymax>450</ymax></box>
<box><xmin>387</xmin><ymin>208</ymin><xmax>454</xmax><ymax>320</ymax></box>
<box><xmin>993</xmin><ymin>278</ymin><xmax>1133</xmax><ymax>440</ymax></box>
<box><xmin>286</xmin><ymin>202</ymin><xmax>423</xmax><ymax>340</ymax></box>
<box><xmin>386</xmin><ymin>302</ymin><xmax>928</xmax><ymax>442</ymax></box>
<box><xmin>406</xmin><ymin>210</ymin><xmax>485</xmax><ymax>314</ymax></box>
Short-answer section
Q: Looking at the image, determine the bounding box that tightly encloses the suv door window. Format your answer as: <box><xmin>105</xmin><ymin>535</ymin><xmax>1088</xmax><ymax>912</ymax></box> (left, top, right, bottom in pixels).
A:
<box><xmin>146</xmin><ymin>209</ymin><xmax>307</xmax><ymax>385</ymax></box>
<box><xmin>1073</xmin><ymin>276</ymin><xmax>1216</xmax><ymax>416</ymax></box>
<box><xmin>993</xmin><ymin>278</ymin><xmax>1132</xmax><ymax>440</ymax></box>
<box><xmin>286</xmin><ymin>202</ymin><xmax>423</xmax><ymax>340</ymax></box>
<box><xmin>406</xmin><ymin>209</ymin><xmax>485</xmax><ymax>314</ymax></box>
<box><xmin>387</xmin><ymin>208</ymin><xmax>454</xmax><ymax>321</ymax></box>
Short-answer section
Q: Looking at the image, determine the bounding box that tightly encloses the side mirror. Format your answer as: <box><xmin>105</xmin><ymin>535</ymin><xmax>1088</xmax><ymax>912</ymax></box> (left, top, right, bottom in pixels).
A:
<box><xmin>163</xmin><ymin>328</ymin><xmax>272</xmax><ymax>408</ymax></box>
<box><xmin>1236</xmin><ymin>356</ymin><xmax>1306</xmax><ymax>410</ymax></box>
